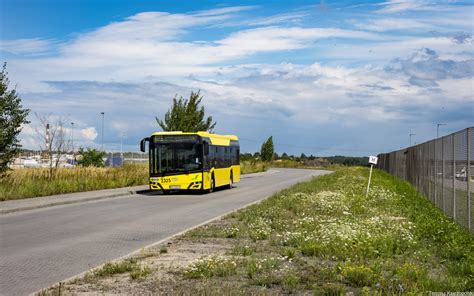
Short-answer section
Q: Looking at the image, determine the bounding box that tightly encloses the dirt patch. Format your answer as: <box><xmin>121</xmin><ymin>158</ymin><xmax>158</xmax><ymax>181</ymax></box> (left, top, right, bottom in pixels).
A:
<box><xmin>44</xmin><ymin>220</ymin><xmax>235</xmax><ymax>295</ymax></box>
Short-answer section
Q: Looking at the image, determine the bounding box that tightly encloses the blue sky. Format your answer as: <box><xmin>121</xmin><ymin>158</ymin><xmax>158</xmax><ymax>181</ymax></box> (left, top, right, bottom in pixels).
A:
<box><xmin>0</xmin><ymin>0</ymin><xmax>473</xmax><ymax>156</ymax></box>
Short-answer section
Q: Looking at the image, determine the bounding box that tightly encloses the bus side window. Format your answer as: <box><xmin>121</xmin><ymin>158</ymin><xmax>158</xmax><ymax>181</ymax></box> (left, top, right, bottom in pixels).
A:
<box><xmin>219</xmin><ymin>146</ymin><xmax>224</xmax><ymax>168</ymax></box>
<box><xmin>222</xmin><ymin>146</ymin><xmax>226</xmax><ymax>168</ymax></box>
<box><xmin>207</xmin><ymin>144</ymin><xmax>214</xmax><ymax>169</ymax></box>
<box><xmin>202</xmin><ymin>142</ymin><xmax>208</xmax><ymax>170</ymax></box>
<box><xmin>224</xmin><ymin>147</ymin><xmax>229</xmax><ymax>167</ymax></box>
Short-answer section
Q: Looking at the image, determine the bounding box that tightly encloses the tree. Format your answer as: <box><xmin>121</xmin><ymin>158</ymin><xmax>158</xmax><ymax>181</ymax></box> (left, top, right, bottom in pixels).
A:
<box><xmin>34</xmin><ymin>114</ymin><xmax>71</xmax><ymax>179</ymax></box>
<box><xmin>156</xmin><ymin>90</ymin><xmax>216</xmax><ymax>132</ymax></box>
<box><xmin>0</xmin><ymin>63</ymin><xmax>30</xmax><ymax>175</ymax></box>
<box><xmin>260</xmin><ymin>136</ymin><xmax>274</xmax><ymax>162</ymax></box>
<box><xmin>77</xmin><ymin>147</ymin><xmax>105</xmax><ymax>167</ymax></box>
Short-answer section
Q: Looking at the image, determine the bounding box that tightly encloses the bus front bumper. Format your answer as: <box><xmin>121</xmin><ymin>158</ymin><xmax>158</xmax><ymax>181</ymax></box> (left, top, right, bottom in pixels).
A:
<box><xmin>149</xmin><ymin>173</ymin><xmax>203</xmax><ymax>191</ymax></box>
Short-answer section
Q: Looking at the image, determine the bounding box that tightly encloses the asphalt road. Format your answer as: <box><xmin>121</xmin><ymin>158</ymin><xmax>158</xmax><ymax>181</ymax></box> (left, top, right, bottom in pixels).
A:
<box><xmin>0</xmin><ymin>168</ymin><xmax>330</xmax><ymax>295</ymax></box>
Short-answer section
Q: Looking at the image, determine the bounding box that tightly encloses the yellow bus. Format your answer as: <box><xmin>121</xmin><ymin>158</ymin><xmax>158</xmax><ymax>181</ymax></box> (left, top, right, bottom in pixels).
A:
<box><xmin>140</xmin><ymin>131</ymin><xmax>240</xmax><ymax>193</ymax></box>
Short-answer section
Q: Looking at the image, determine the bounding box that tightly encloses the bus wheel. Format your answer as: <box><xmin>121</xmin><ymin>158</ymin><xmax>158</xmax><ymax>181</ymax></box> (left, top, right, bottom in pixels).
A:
<box><xmin>209</xmin><ymin>176</ymin><xmax>215</xmax><ymax>193</ymax></box>
<box><xmin>228</xmin><ymin>172</ymin><xmax>233</xmax><ymax>189</ymax></box>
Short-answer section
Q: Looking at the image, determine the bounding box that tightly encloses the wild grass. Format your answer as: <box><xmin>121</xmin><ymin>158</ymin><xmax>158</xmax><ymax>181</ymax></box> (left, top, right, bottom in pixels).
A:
<box><xmin>177</xmin><ymin>167</ymin><xmax>473</xmax><ymax>294</ymax></box>
<box><xmin>0</xmin><ymin>163</ymin><xmax>149</xmax><ymax>201</ymax></box>
<box><xmin>240</xmin><ymin>161</ymin><xmax>267</xmax><ymax>174</ymax></box>
<box><xmin>83</xmin><ymin>258</ymin><xmax>151</xmax><ymax>283</ymax></box>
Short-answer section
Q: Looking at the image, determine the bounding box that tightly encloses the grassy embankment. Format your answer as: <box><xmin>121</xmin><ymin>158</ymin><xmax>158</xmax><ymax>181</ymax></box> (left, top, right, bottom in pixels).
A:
<box><xmin>0</xmin><ymin>161</ymin><xmax>268</xmax><ymax>201</ymax></box>
<box><xmin>48</xmin><ymin>167</ymin><xmax>473</xmax><ymax>295</ymax></box>
<box><xmin>0</xmin><ymin>164</ymin><xmax>149</xmax><ymax>201</ymax></box>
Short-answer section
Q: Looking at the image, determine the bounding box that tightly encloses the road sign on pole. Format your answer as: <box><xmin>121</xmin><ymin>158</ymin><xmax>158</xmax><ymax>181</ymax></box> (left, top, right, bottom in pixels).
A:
<box><xmin>366</xmin><ymin>156</ymin><xmax>378</xmax><ymax>197</ymax></box>
<box><xmin>369</xmin><ymin>156</ymin><xmax>378</xmax><ymax>165</ymax></box>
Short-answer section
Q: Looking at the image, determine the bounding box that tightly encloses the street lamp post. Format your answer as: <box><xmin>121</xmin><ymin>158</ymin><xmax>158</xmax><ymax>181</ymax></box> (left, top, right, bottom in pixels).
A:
<box><xmin>437</xmin><ymin>123</ymin><xmax>446</xmax><ymax>139</ymax></box>
<box><xmin>409</xmin><ymin>133</ymin><xmax>416</xmax><ymax>147</ymax></box>
<box><xmin>100</xmin><ymin>112</ymin><xmax>105</xmax><ymax>152</ymax></box>
<box><xmin>119</xmin><ymin>133</ymin><xmax>126</xmax><ymax>167</ymax></box>
<box><xmin>71</xmin><ymin>122</ymin><xmax>76</xmax><ymax>165</ymax></box>
<box><xmin>71</xmin><ymin>122</ymin><xmax>74</xmax><ymax>159</ymax></box>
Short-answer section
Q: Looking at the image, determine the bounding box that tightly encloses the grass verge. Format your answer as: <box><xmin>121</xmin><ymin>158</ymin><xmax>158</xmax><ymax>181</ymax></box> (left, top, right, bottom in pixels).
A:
<box><xmin>0</xmin><ymin>163</ymin><xmax>149</xmax><ymax>201</ymax></box>
<box><xmin>44</xmin><ymin>167</ymin><xmax>473</xmax><ymax>295</ymax></box>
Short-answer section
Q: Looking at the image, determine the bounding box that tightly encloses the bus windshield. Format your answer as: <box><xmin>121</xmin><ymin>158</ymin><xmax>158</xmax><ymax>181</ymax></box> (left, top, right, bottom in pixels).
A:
<box><xmin>151</xmin><ymin>142</ymin><xmax>202</xmax><ymax>175</ymax></box>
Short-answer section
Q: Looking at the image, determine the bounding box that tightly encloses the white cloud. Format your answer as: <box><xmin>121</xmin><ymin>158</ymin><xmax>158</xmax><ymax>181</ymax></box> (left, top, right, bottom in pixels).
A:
<box><xmin>216</xmin><ymin>27</ymin><xmax>381</xmax><ymax>55</ymax></box>
<box><xmin>376</xmin><ymin>0</ymin><xmax>430</xmax><ymax>14</ymax></box>
<box><xmin>6</xmin><ymin>4</ymin><xmax>474</xmax><ymax>154</ymax></box>
<box><xmin>354</xmin><ymin>18</ymin><xmax>428</xmax><ymax>32</ymax></box>
<box><xmin>60</xmin><ymin>25</ymin><xmax>379</xmax><ymax>69</ymax></box>
<box><xmin>185</xmin><ymin>59</ymin><xmax>461</xmax><ymax>126</ymax></box>
<box><xmin>316</xmin><ymin>35</ymin><xmax>473</xmax><ymax>64</ymax></box>
<box><xmin>4</xmin><ymin>8</ymin><xmax>383</xmax><ymax>94</ymax></box>
<box><xmin>15</xmin><ymin>52</ymin><xmax>473</xmax><ymax>154</ymax></box>
<box><xmin>193</xmin><ymin>6</ymin><xmax>257</xmax><ymax>17</ymax></box>
<box><xmin>18</xmin><ymin>115</ymin><xmax>99</xmax><ymax>150</ymax></box>
<box><xmin>0</xmin><ymin>38</ymin><xmax>55</xmax><ymax>54</ymax></box>
<box><xmin>80</xmin><ymin>127</ymin><xmax>98</xmax><ymax>141</ymax></box>
<box><xmin>214</xmin><ymin>11</ymin><xmax>309</xmax><ymax>28</ymax></box>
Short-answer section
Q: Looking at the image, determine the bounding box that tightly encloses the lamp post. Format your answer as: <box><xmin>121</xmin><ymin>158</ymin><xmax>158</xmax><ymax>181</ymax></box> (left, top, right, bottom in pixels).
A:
<box><xmin>409</xmin><ymin>133</ymin><xmax>416</xmax><ymax>147</ymax></box>
<box><xmin>118</xmin><ymin>133</ymin><xmax>126</xmax><ymax>167</ymax></box>
<box><xmin>71</xmin><ymin>122</ymin><xmax>74</xmax><ymax>158</ymax></box>
<box><xmin>100</xmin><ymin>112</ymin><xmax>105</xmax><ymax>152</ymax></box>
<box><xmin>437</xmin><ymin>123</ymin><xmax>446</xmax><ymax>139</ymax></box>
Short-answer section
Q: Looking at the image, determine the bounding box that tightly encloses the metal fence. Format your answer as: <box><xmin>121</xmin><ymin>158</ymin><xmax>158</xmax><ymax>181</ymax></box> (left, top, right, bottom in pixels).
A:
<box><xmin>377</xmin><ymin>127</ymin><xmax>473</xmax><ymax>233</ymax></box>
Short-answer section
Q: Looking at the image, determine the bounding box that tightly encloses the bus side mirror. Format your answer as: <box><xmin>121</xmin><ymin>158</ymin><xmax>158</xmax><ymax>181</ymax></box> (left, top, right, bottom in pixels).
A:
<box><xmin>140</xmin><ymin>138</ymin><xmax>149</xmax><ymax>152</ymax></box>
<box><xmin>203</xmin><ymin>142</ymin><xmax>209</xmax><ymax>156</ymax></box>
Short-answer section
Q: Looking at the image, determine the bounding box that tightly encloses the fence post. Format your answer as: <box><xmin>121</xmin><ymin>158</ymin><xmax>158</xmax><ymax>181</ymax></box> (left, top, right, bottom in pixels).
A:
<box><xmin>435</xmin><ymin>139</ymin><xmax>438</xmax><ymax>207</ymax></box>
<box><xmin>442</xmin><ymin>137</ymin><xmax>445</xmax><ymax>212</ymax></box>
<box><xmin>467</xmin><ymin>128</ymin><xmax>471</xmax><ymax>231</ymax></box>
<box><xmin>453</xmin><ymin>134</ymin><xmax>456</xmax><ymax>219</ymax></box>
<box><xmin>429</xmin><ymin>143</ymin><xmax>432</xmax><ymax>203</ymax></box>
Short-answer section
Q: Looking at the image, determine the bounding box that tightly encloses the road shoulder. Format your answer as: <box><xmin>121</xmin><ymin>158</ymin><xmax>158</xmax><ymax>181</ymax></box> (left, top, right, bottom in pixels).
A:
<box><xmin>0</xmin><ymin>185</ymin><xmax>148</xmax><ymax>214</ymax></box>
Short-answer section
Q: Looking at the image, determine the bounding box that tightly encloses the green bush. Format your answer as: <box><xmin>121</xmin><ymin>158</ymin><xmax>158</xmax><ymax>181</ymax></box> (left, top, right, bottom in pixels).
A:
<box><xmin>77</xmin><ymin>147</ymin><xmax>106</xmax><ymax>167</ymax></box>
